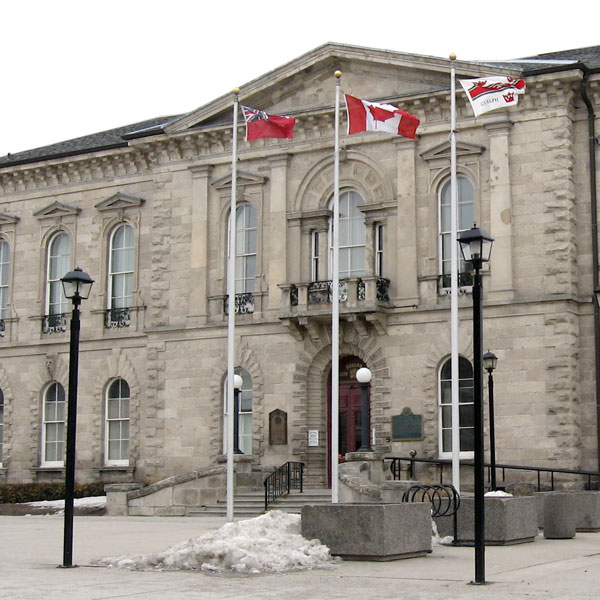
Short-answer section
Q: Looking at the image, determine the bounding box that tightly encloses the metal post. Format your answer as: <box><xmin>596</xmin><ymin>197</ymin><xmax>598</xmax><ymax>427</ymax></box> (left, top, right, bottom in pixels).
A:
<box><xmin>233</xmin><ymin>387</ymin><xmax>242</xmax><ymax>454</ymax></box>
<box><xmin>472</xmin><ymin>266</ymin><xmax>486</xmax><ymax>584</ymax></box>
<box><xmin>62</xmin><ymin>296</ymin><xmax>81</xmax><ymax>568</ymax></box>
<box><xmin>488</xmin><ymin>370</ymin><xmax>496</xmax><ymax>491</ymax></box>
<box><xmin>357</xmin><ymin>381</ymin><xmax>372</xmax><ymax>452</ymax></box>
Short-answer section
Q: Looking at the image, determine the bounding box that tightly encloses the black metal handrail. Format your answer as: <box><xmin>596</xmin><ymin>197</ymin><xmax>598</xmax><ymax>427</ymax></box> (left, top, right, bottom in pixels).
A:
<box><xmin>402</xmin><ymin>483</ymin><xmax>460</xmax><ymax>544</ymax></box>
<box><xmin>387</xmin><ymin>455</ymin><xmax>600</xmax><ymax>491</ymax></box>
<box><xmin>264</xmin><ymin>461</ymin><xmax>304</xmax><ymax>511</ymax></box>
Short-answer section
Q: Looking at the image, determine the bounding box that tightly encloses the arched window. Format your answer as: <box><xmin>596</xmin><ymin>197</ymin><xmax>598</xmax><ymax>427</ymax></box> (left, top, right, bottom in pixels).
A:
<box><xmin>438</xmin><ymin>356</ymin><xmax>474</xmax><ymax>456</ymax></box>
<box><xmin>0</xmin><ymin>240</ymin><xmax>10</xmax><ymax>319</ymax></box>
<box><xmin>0</xmin><ymin>389</ymin><xmax>4</xmax><ymax>466</ymax></box>
<box><xmin>222</xmin><ymin>368</ymin><xmax>253</xmax><ymax>455</ymax></box>
<box><xmin>108</xmin><ymin>224</ymin><xmax>135</xmax><ymax>310</ymax></box>
<box><xmin>438</xmin><ymin>176</ymin><xmax>474</xmax><ymax>288</ymax></box>
<box><xmin>46</xmin><ymin>232</ymin><xmax>71</xmax><ymax>315</ymax></box>
<box><xmin>105</xmin><ymin>378</ymin><xmax>130</xmax><ymax>465</ymax></box>
<box><xmin>232</xmin><ymin>204</ymin><xmax>257</xmax><ymax>294</ymax></box>
<box><xmin>42</xmin><ymin>383</ymin><xmax>66</xmax><ymax>466</ymax></box>
<box><xmin>330</xmin><ymin>190</ymin><xmax>366</xmax><ymax>278</ymax></box>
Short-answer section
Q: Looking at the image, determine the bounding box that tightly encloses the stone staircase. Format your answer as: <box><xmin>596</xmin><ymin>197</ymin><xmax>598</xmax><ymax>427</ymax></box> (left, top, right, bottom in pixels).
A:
<box><xmin>188</xmin><ymin>489</ymin><xmax>332</xmax><ymax>517</ymax></box>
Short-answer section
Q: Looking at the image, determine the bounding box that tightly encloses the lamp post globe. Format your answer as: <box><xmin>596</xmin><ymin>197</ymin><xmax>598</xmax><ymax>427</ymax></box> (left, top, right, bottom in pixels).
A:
<box><xmin>356</xmin><ymin>367</ymin><xmax>372</xmax><ymax>452</ymax></box>
<box><xmin>233</xmin><ymin>374</ymin><xmax>243</xmax><ymax>454</ymax></box>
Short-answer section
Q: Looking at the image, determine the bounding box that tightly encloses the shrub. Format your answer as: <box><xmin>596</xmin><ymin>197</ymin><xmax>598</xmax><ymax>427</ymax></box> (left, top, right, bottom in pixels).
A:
<box><xmin>0</xmin><ymin>482</ymin><xmax>105</xmax><ymax>504</ymax></box>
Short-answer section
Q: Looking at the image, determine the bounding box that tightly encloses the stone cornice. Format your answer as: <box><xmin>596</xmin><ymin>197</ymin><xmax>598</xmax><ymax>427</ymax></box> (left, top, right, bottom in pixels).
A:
<box><xmin>0</xmin><ymin>70</ymin><xmax>596</xmax><ymax>196</ymax></box>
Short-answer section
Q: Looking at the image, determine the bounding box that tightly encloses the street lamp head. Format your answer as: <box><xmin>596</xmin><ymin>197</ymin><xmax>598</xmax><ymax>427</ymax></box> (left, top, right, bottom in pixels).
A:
<box><xmin>482</xmin><ymin>351</ymin><xmax>498</xmax><ymax>373</ymax></box>
<box><xmin>458</xmin><ymin>225</ymin><xmax>494</xmax><ymax>269</ymax></box>
<box><xmin>356</xmin><ymin>367</ymin><xmax>372</xmax><ymax>384</ymax></box>
<box><xmin>61</xmin><ymin>267</ymin><xmax>94</xmax><ymax>301</ymax></box>
<box><xmin>233</xmin><ymin>374</ymin><xmax>244</xmax><ymax>390</ymax></box>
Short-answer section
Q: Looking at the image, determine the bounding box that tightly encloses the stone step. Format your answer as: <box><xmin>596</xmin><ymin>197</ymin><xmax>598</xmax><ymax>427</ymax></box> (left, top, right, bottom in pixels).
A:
<box><xmin>188</xmin><ymin>489</ymin><xmax>332</xmax><ymax>517</ymax></box>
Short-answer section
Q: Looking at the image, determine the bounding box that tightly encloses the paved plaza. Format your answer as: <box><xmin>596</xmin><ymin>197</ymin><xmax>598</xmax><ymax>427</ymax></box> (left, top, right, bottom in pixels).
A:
<box><xmin>1</xmin><ymin>514</ymin><xmax>599</xmax><ymax>599</ymax></box>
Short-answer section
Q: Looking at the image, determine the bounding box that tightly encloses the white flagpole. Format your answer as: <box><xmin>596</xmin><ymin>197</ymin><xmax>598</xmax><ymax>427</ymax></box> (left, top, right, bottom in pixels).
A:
<box><xmin>449</xmin><ymin>54</ymin><xmax>461</xmax><ymax>493</ymax></box>
<box><xmin>331</xmin><ymin>70</ymin><xmax>342</xmax><ymax>503</ymax></box>
<box><xmin>226</xmin><ymin>88</ymin><xmax>240</xmax><ymax>522</ymax></box>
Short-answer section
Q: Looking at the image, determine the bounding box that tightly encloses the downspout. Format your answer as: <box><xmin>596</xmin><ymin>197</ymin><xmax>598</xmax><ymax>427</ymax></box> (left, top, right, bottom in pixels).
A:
<box><xmin>579</xmin><ymin>68</ymin><xmax>600</xmax><ymax>472</ymax></box>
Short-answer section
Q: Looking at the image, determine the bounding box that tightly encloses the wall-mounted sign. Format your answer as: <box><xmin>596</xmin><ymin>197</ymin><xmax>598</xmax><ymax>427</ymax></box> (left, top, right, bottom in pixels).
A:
<box><xmin>308</xmin><ymin>430</ymin><xmax>319</xmax><ymax>447</ymax></box>
<box><xmin>392</xmin><ymin>407</ymin><xmax>423</xmax><ymax>441</ymax></box>
<box><xmin>269</xmin><ymin>409</ymin><xmax>287</xmax><ymax>445</ymax></box>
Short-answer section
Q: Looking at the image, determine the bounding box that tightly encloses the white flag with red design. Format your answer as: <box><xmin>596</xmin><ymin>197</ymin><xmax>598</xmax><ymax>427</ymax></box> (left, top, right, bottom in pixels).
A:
<box><xmin>459</xmin><ymin>76</ymin><xmax>526</xmax><ymax>117</ymax></box>
<box><xmin>345</xmin><ymin>94</ymin><xmax>420</xmax><ymax>139</ymax></box>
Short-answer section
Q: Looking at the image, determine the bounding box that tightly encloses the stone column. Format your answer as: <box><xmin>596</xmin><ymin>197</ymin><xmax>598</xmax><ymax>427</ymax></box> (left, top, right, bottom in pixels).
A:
<box><xmin>485</xmin><ymin>121</ymin><xmax>514</xmax><ymax>298</ymax></box>
<box><xmin>188</xmin><ymin>165</ymin><xmax>213</xmax><ymax>324</ymax></box>
<box><xmin>267</xmin><ymin>154</ymin><xmax>290</xmax><ymax>310</ymax></box>
<box><xmin>394</xmin><ymin>138</ymin><xmax>418</xmax><ymax>303</ymax></box>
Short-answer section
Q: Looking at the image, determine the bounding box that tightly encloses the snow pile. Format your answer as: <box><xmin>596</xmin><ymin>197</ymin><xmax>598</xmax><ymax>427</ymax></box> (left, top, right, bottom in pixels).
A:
<box><xmin>484</xmin><ymin>490</ymin><xmax>513</xmax><ymax>497</ymax></box>
<box><xmin>431</xmin><ymin>518</ymin><xmax>454</xmax><ymax>546</ymax></box>
<box><xmin>23</xmin><ymin>496</ymin><xmax>107</xmax><ymax>515</ymax></box>
<box><xmin>96</xmin><ymin>510</ymin><xmax>338</xmax><ymax>574</ymax></box>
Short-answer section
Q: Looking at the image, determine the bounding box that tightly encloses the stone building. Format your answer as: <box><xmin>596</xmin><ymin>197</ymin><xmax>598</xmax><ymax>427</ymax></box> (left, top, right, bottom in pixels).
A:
<box><xmin>0</xmin><ymin>43</ymin><xmax>598</xmax><ymax>492</ymax></box>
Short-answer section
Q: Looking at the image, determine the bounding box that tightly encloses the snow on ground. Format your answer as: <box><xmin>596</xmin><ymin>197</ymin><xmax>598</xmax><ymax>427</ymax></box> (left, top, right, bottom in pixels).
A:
<box><xmin>95</xmin><ymin>510</ymin><xmax>339</xmax><ymax>575</ymax></box>
<box><xmin>22</xmin><ymin>496</ymin><xmax>107</xmax><ymax>514</ymax></box>
<box><xmin>484</xmin><ymin>490</ymin><xmax>513</xmax><ymax>497</ymax></box>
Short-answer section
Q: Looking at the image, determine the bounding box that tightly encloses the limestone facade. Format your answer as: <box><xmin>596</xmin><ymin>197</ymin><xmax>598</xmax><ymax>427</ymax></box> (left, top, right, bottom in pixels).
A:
<box><xmin>0</xmin><ymin>43</ymin><xmax>598</xmax><ymax>489</ymax></box>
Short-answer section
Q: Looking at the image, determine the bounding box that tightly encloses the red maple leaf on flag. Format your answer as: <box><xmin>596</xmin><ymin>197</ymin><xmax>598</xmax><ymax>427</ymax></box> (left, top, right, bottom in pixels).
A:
<box><xmin>368</xmin><ymin>105</ymin><xmax>396</xmax><ymax>122</ymax></box>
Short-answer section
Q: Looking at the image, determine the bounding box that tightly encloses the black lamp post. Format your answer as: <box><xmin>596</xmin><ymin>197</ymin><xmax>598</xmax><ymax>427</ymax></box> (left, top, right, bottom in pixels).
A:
<box><xmin>356</xmin><ymin>367</ymin><xmax>372</xmax><ymax>452</ymax></box>
<box><xmin>233</xmin><ymin>374</ymin><xmax>243</xmax><ymax>454</ymax></box>
<box><xmin>483</xmin><ymin>351</ymin><xmax>498</xmax><ymax>491</ymax></box>
<box><xmin>458</xmin><ymin>225</ymin><xmax>493</xmax><ymax>585</ymax></box>
<box><xmin>60</xmin><ymin>267</ymin><xmax>94</xmax><ymax>568</ymax></box>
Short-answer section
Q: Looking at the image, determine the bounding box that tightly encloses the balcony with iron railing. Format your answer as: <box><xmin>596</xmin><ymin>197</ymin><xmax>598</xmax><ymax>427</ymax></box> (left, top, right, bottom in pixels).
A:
<box><xmin>278</xmin><ymin>276</ymin><xmax>391</xmax><ymax>338</ymax></box>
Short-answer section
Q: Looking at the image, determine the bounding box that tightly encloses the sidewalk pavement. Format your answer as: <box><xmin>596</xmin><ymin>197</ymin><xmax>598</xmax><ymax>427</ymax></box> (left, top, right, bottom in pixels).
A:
<box><xmin>1</xmin><ymin>514</ymin><xmax>599</xmax><ymax>599</ymax></box>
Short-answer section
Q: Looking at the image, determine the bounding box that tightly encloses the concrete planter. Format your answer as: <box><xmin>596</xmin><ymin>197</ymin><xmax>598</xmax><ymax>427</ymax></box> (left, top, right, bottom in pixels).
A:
<box><xmin>301</xmin><ymin>502</ymin><xmax>431</xmax><ymax>561</ymax></box>
<box><xmin>536</xmin><ymin>491</ymin><xmax>600</xmax><ymax>535</ymax></box>
<box><xmin>434</xmin><ymin>496</ymin><xmax>538</xmax><ymax>545</ymax></box>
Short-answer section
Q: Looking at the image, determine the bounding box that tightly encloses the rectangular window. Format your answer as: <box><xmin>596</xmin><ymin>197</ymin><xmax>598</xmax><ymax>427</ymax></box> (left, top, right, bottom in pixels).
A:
<box><xmin>106</xmin><ymin>379</ymin><xmax>130</xmax><ymax>465</ymax></box>
<box><xmin>311</xmin><ymin>231</ymin><xmax>320</xmax><ymax>282</ymax></box>
<box><xmin>375</xmin><ymin>224</ymin><xmax>384</xmax><ymax>277</ymax></box>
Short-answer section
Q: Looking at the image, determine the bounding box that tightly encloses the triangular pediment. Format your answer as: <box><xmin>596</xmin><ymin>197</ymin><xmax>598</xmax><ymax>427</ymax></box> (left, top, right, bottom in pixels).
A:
<box><xmin>420</xmin><ymin>140</ymin><xmax>486</xmax><ymax>162</ymax></box>
<box><xmin>95</xmin><ymin>192</ymin><xmax>145</xmax><ymax>212</ymax></box>
<box><xmin>212</xmin><ymin>171</ymin><xmax>268</xmax><ymax>190</ymax></box>
<box><xmin>34</xmin><ymin>201</ymin><xmax>81</xmax><ymax>220</ymax></box>
<box><xmin>165</xmin><ymin>43</ymin><xmax>518</xmax><ymax>135</ymax></box>
<box><xmin>0</xmin><ymin>212</ymin><xmax>19</xmax><ymax>225</ymax></box>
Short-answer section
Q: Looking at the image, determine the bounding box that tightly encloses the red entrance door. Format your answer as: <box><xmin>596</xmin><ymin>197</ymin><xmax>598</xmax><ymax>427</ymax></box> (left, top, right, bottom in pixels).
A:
<box><xmin>327</xmin><ymin>366</ymin><xmax>370</xmax><ymax>486</ymax></box>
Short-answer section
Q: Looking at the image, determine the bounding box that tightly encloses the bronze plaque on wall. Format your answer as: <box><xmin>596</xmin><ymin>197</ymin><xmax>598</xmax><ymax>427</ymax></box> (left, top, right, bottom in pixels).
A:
<box><xmin>269</xmin><ymin>409</ymin><xmax>288</xmax><ymax>445</ymax></box>
<box><xmin>392</xmin><ymin>407</ymin><xmax>423</xmax><ymax>441</ymax></box>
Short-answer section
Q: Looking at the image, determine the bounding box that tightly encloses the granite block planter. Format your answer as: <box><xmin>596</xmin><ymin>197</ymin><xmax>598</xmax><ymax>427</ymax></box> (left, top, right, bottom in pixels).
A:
<box><xmin>301</xmin><ymin>502</ymin><xmax>431</xmax><ymax>561</ymax></box>
<box><xmin>434</xmin><ymin>496</ymin><xmax>538</xmax><ymax>545</ymax></box>
<box><xmin>536</xmin><ymin>491</ymin><xmax>598</xmax><ymax>537</ymax></box>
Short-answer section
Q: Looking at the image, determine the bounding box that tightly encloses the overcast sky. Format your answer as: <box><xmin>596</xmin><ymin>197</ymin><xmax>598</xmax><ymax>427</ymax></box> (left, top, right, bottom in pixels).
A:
<box><xmin>1</xmin><ymin>1</ymin><xmax>598</xmax><ymax>157</ymax></box>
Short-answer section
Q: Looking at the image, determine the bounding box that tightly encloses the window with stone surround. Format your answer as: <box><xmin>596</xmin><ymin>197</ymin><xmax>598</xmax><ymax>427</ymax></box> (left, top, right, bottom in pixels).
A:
<box><xmin>329</xmin><ymin>190</ymin><xmax>366</xmax><ymax>278</ymax></box>
<box><xmin>0</xmin><ymin>239</ymin><xmax>10</xmax><ymax>320</ymax></box>
<box><xmin>438</xmin><ymin>356</ymin><xmax>474</xmax><ymax>457</ymax></box>
<box><xmin>229</xmin><ymin>204</ymin><xmax>257</xmax><ymax>294</ymax></box>
<box><xmin>222</xmin><ymin>368</ymin><xmax>253</xmax><ymax>455</ymax></box>
<box><xmin>105</xmin><ymin>378</ymin><xmax>130</xmax><ymax>466</ymax></box>
<box><xmin>438</xmin><ymin>176</ymin><xmax>474</xmax><ymax>290</ymax></box>
<box><xmin>45</xmin><ymin>232</ymin><xmax>71</xmax><ymax>316</ymax></box>
<box><xmin>108</xmin><ymin>224</ymin><xmax>135</xmax><ymax>311</ymax></box>
<box><xmin>42</xmin><ymin>382</ymin><xmax>66</xmax><ymax>466</ymax></box>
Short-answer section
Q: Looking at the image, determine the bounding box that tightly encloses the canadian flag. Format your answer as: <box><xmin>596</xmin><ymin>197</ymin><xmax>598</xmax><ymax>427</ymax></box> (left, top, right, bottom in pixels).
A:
<box><xmin>345</xmin><ymin>94</ymin><xmax>420</xmax><ymax>139</ymax></box>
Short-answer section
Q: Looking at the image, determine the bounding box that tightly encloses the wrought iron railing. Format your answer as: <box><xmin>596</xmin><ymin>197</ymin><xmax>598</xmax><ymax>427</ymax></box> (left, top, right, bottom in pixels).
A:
<box><xmin>376</xmin><ymin>277</ymin><xmax>390</xmax><ymax>301</ymax></box>
<box><xmin>223</xmin><ymin>293</ymin><xmax>255</xmax><ymax>315</ymax></box>
<box><xmin>105</xmin><ymin>307</ymin><xmax>131</xmax><ymax>328</ymax></box>
<box><xmin>0</xmin><ymin>319</ymin><xmax>4</xmax><ymax>337</ymax></box>
<box><xmin>438</xmin><ymin>272</ymin><xmax>474</xmax><ymax>294</ymax></box>
<box><xmin>308</xmin><ymin>280</ymin><xmax>348</xmax><ymax>304</ymax></box>
<box><xmin>42</xmin><ymin>313</ymin><xmax>67</xmax><ymax>334</ymax></box>
<box><xmin>403</xmin><ymin>483</ymin><xmax>460</xmax><ymax>544</ymax></box>
<box><xmin>387</xmin><ymin>455</ymin><xmax>600</xmax><ymax>491</ymax></box>
<box><xmin>264</xmin><ymin>461</ymin><xmax>305</xmax><ymax>511</ymax></box>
